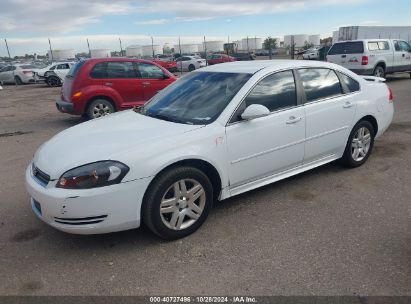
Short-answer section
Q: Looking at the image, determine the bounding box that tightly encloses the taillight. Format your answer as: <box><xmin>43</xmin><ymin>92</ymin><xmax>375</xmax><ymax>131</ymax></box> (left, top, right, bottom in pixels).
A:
<box><xmin>361</xmin><ymin>56</ymin><xmax>369</xmax><ymax>65</ymax></box>
<box><xmin>23</xmin><ymin>70</ymin><xmax>32</xmax><ymax>75</ymax></box>
<box><xmin>387</xmin><ymin>86</ymin><xmax>393</xmax><ymax>102</ymax></box>
<box><xmin>197</xmin><ymin>60</ymin><xmax>202</xmax><ymax>63</ymax></box>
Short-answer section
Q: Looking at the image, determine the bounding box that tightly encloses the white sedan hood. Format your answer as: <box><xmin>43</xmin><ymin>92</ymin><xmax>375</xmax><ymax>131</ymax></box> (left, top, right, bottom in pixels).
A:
<box><xmin>33</xmin><ymin>110</ymin><xmax>202</xmax><ymax>179</ymax></box>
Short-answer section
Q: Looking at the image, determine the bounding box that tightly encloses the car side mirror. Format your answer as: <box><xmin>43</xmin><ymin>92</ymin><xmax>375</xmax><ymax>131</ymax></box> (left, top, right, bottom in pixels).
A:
<box><xmin>162</xmin><ymin>74</ymin><xmax>170</xmax><ymax>79</ymax></box>
<box><xmin>241</xmin><ymin>104</ymin><xmax>270</xmax><ymax>120</ymax></box>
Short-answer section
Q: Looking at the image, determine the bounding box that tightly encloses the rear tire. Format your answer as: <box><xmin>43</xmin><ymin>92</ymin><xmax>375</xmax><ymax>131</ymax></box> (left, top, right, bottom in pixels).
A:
<box><xmin>142</xmin><ymin>166</ymin><xmax>213</xmax><ymax>240</ymax></box>
<box><xmin>341</xmin><ymin>120</ymin><xmax>375</xmax><ymax>168</ymax></box>
<box><xmin>86</xmin><ymin>98</ymin><xmax>115</xmax><ymax>120</ymax></box>
<box><xmin>188</xmin><ymin>64</ymin><xmax>195</xmax><ymax>72</ymax></box>
<box><xmin>373</xmin><ymin>65</ymin><xmax>385</xmax><ymax>78</ymax></box>
<box><xmin>14</xmin><ymin>76</ymin><xmax>22</xmax><ymax>85</ymax></box>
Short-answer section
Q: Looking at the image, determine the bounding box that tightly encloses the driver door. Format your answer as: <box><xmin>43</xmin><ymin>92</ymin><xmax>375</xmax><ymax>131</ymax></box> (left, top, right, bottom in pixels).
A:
<box><xmin>225</xmin><ymin>70</ymin><xmax>305</xmax><ymax>189</ymax></box>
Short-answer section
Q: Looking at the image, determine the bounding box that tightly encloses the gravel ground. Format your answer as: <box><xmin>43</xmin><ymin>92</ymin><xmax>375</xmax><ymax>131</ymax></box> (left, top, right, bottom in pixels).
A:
<box><xmin>0</xmin><ymin>74</ymin><xmax>410</xmax><ymax>296</ymax></box>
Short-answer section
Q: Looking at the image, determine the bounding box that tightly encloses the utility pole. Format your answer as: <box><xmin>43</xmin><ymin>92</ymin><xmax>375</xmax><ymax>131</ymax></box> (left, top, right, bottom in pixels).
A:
<box><xmin>86</xmin><ymin>38</ymin><xmax>91</xmax><ymax>58</ymax></box>
<box><xmin>247</xmin><ymin>36</ymin><xmax>249</xmax><ymax>54</ymax></box>
<box><xmin>4</xmin><ymin>38</ymin><xmax>16</xmax><ymax>85</ymax></box>
<box><xmin>178</xmin><ymin>36</ymin><xmax>182</xmax><ymax>76</ymax></box>
<box><xmin>203</xmin><ymin>36</ymin><xmax>208</xmax><ymax>66</ymax></box>
<box><xmin>151</xmin><ymin>36</ymin><xmax>155</xmax><ymax>58</ymax></box>
<box><xmin>119</xmin><ymin>38</ymin><xmax>123</xmax><ymax>57</ymax></box>
<box><xmin>48</xmin><ymin>38</ymin><xmax>53</xmax><ymax>62</ymax></box>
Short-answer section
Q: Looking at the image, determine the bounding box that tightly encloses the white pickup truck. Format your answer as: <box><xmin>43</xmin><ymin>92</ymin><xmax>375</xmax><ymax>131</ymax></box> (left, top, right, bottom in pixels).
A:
<box><xmin>327</xmin><ymin>39</ymin><xmax>411</xmax><ymax>78</ymax></box>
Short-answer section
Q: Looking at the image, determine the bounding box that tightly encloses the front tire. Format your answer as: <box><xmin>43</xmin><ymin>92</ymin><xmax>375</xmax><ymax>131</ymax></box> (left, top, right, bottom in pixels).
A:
<box><xmin>142</xmin><ymin>166</ymin><xmax>213</xmax><ymax>240</ymax></box>
<box><xmin>86</xmin><ymin>98</ymin><xmax>115</xmax><ymax>119</ymax></box>
<box><xmin>341</xmin><ymin>120</ymin><xmax>375</xmax><ymax>167</ymax></box>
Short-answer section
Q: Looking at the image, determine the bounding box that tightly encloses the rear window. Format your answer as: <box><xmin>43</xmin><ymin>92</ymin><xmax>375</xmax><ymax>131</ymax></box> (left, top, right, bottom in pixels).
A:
<box><xmin>298</xmin><ymin>68</ymin><xmax>343</xmax><ymax>102</ymax></box>
<box><xmin>339</xmin><ymin>73</ymin><xmax>360</xmax><ymax>93</ymax></box>
<box><xmin>328</xmin><ymin>42</ymin><xmax>364</xmax><ymax>55</ymax></box>
<box><xmin>67</xmin><ymin>61</ymin><xmax>85</xmax><ymax>78</ymax></box>
<box><xmin>20</xmin><ymin>65</ymin><xmax>35</xmax><ymax>69</ymax></box>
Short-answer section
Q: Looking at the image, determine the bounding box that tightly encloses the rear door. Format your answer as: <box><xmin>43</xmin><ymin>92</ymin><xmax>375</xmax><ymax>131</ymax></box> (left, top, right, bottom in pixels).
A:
<box><xmin>327</xmin><ymin>41</ymin><xmax>365</xmax><ymax>69</ymax></box>
<box><xmin>90</xmin><ymin>61</ymin><xmax>145</xmax><ymax>108</ymax></box>
<box><xmin>136</xmin><ymin>62</ymin><xmax>174</xmax><ymax>102</ymax></box>
<box><xmin>299</xmin><ymin>68</ymin><xmax>358</xmax><ymax>163</ymax></box>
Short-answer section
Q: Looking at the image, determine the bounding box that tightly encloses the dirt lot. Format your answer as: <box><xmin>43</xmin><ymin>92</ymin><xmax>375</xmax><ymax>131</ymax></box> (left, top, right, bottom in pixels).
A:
<box><xmin>0</xmin><ymin>74</ymin><xmax>410</xmax><ymax>296</ymax></box>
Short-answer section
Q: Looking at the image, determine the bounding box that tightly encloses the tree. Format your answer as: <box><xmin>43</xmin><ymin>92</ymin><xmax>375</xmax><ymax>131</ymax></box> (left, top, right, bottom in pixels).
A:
<box><xmin>263</xmin><ymin>37</ymin><xmax>278</xmax><ymax>59</ymax></box>
<box><xmin>303</xmin><ymin>41</ymin><xmax>314</xmax><ymax>50</ymax></box>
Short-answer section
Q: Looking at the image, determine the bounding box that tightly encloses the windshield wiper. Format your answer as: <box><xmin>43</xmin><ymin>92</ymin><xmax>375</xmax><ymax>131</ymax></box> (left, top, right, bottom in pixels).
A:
<box><xmin>147</xmin><ymin>113</ymin><xmax>185</xmax><ymax>124</ymax></box>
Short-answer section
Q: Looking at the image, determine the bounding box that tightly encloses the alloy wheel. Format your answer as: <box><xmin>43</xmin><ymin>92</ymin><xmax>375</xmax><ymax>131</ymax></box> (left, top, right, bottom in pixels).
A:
<box><xmin>159</xmin><ymin>179</ymin><xmax>206</xmax><ymax>230</ymax></box>
<box><xmin>92</xmin><ymin>103</ymin><xmax>112</xmax><ymax>118</ymax></box>
<box><xmin>351</xmin><ymin>127</ymin><xmax>372</xmax><ymax>162</ymax></box>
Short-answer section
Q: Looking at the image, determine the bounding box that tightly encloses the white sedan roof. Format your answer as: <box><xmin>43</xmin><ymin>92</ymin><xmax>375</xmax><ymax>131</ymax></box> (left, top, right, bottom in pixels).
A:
<box><xmin>198</xmin><ymin>59</ymin><xmax>337</xmax><ymax>74</ymax></box>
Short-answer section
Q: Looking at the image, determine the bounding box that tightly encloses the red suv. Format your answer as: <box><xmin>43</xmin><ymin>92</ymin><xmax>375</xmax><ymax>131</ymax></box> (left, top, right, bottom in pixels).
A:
<box><xmin>207</xmin><ymin>54</ymin><xmax>236</xmax><ymax>65</ymax></box>
<box><xmin>56</xmin><ymin>58</ymin><xmax>177</xmax><ymax>119</ymax></box>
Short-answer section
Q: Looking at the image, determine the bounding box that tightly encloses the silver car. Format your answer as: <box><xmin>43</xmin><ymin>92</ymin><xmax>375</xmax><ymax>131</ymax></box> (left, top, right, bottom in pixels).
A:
<box><xmin>0</xmin><ymin>64</ymin><xmax>36</xmax><ymax>84</ymax></box>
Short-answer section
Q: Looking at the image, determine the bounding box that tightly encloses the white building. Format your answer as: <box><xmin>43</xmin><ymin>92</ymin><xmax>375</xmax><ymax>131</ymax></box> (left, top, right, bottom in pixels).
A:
<box><xmin>202</xmin><ymin>41</ymin><xmax>224</xmax><ymax>52</ymax></box>
<box><xmin>174</xmin><ymin>44</ymin><xmax>199</xmax><ymax>54</ymax></box>
<box><xmin>90</xmin><ymin>49</ymin><xmax>111</xmax><ymax>58</ymax></box>
<box><xmin>338</xmin><ymin>26</ymin><xmax>411</xmax><ymax>42</ymax></box>
<box><xmin>332</xmin><ymin>31</ymin><xmax>339</xmax><ymax>44</ymax></box>
<box><xmin>125</xmin><ymin>45</ymin><xmax>142</xmax><ymax>57</ymax></box>
<box><xmin>308</xmin><ymin>35</ymin><xmax>321</xmax><ymax>46</ymax></box>
<box><xmin>283</xmin><ymin>34</ymin><xmax>309</xmax><ymax>48</ymax></box>
<box><xmin>241</xmin><ymin>38</ymin><xmax>263</xmax><ymax>51</ymax></box>
<box><xmin>47</xmin><ymin>49</ymin><xmax>75</xmax><ymax>61</ymax></box>
<box><xmin>142</xmin><ymin>45</ymin><xmax>163</xmax><ymax>57</ymax></box>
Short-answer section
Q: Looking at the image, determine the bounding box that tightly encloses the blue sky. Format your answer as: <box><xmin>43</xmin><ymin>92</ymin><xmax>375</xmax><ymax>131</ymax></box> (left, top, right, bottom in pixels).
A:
<box><xmin>1</xmin><ymin>0</ymin><xmax>410</xmax><ymax>56</ymax></box>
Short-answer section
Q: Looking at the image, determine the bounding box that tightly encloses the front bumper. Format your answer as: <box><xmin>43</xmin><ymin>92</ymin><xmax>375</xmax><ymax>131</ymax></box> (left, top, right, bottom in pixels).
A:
<box><xmin>25</xmin><ymin>164</ymin><xmax>152</xmax><ymax>234</ymax></box>
<box><xmin>56</xmin><ymin>98</ymin><xmax>74</xmax><ymax>114</ymax></box>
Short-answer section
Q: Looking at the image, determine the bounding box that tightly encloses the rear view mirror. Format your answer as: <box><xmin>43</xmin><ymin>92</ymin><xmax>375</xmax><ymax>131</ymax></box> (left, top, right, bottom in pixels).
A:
<box><xmin>241</xmin><ymin>104</ymin><xmax>270</xmax><ymax>120</ymax></box>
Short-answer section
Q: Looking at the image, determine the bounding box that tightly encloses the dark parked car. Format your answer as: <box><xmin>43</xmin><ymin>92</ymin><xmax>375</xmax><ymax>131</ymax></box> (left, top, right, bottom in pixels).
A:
<box><xmin>232</xmin><ymin>53</ymin><xmax>256</xmax><ymax>61</ymax></box>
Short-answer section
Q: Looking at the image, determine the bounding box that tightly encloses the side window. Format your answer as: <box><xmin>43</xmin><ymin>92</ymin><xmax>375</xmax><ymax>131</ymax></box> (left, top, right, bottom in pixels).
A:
<box><xmin>90</xmin><ymin>62</ymin><xmax>107</xmax><ymax>78</ymax></box>
<box><xmin>378</xmin><ymin>41</ymin><xmax>390</xmax><ymax>50</ymax></box>
<box><xmin>49</xmin><ymin>65</ymin><xmax>56</xmax><ymax>70</ymax></box>
<box><xmin>137</xmin><ymin>63</ymin><xmax>165</xmax><ymax>79</ymax></box>
<box><xmin>394</xmin><ymin>41</ymin><xmax>401</xmax><ymax>52</ymax></box>
<box><xmin>368</xmin><ymin>42</ymin><xmax>379</xmax><ymax>51</ymax></box>
<box><xmin>399</xmin><ymin>41</ymin><xmax>411</xmax><ymax>52</ymax></box>
<box><xmin>106</xmin><ymin>62</ymin><xmax>136</xmax><ymax>78</ymax></box>
<box><xmin>57</xmin><ymin>63</ymin><xmax>70</xmax><ymax>69</ymax></box>
<box><xmin>339</xmin><ymin>73</ymin><xmax>360</xmax><ymax>93</ymax></box>
<box><xmin>243</xmin><ymin>70</ymin><xmax>297</xmax><ymax>112</ymax></box>
<box><xmin>298</xmin><ymin>68</ymin><xmax>342</xmax><ymax>102</ymax></box>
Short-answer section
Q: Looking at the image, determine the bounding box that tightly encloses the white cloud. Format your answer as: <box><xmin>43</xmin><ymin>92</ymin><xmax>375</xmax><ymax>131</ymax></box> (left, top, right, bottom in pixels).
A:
<box><xmin>0</xmin><ymin>0</ymin><xmax>369</xmax><ymax>34</ymax></box>
<box><xmin>0</xmin><ymin>0</ymin><xmax>133</xmax><ymax>33</ymax></box>
<box><xmin>136</xmin><ymin>19</ymin><xmax>169</xmax><ymax>25</ymax></box>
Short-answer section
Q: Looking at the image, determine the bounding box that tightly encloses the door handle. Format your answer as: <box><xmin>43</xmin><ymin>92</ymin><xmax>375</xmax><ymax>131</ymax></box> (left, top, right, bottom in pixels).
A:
<box><xmin>286</xmin><ymin>116</ymin><xmax>302</xmax><ymax>124</ymax></box>
<box><xmin>343</xmin><ymin>101</ymin><xmax>354</xmax><ymax>108</ymax></box>
<box><xmin>142</xmin><ymin>82</ymin><xmax>150</xmax><ymax>86</ymax></box>
<box><xmin>341</xmin><ymin>54</ymin><xmax>346</xmax><ymax>58</ymax></box>
<box><xmin>402</xmin><ymin>53</ymin><xmax>406</xmax><ymax>57</ymax></box>
<box><xmin>104</xmin><ymin>82</ymin><xmax>112</xmax><ymax>86</ymax></box>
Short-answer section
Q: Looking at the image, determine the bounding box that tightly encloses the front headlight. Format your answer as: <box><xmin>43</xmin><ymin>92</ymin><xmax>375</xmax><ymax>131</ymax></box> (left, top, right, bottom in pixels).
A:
<box><xmin>57</xmin><ymin>161</ymin><xmax>129</xmax><ymax>189</ymax></box>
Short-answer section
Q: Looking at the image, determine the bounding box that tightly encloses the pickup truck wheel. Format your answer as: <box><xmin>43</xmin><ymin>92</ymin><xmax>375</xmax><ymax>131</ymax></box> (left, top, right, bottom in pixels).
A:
<box><xmin>373</xmin><ymin>65</ymin><xmax>385</xmax><ymax>78</ymax></box>
<box><xmin>47</xmin><ymin>76</ymin><xmax>61</xmax><ymax>87</ymax></box>
<box><xmin>87</xmin><ymin>99</ymin><xmax>115</xmax><ymax>119</ymax></box>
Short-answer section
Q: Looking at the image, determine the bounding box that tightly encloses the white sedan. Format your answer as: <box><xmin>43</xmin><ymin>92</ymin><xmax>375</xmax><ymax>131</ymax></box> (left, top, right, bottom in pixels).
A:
<box><xmin>175</xmin><ymin>55</ymin><xmax>206</xmax><ymax>72</ymax></box>
<box><xmin>26</xmin><ymin>60</ymin><xmax>394</xmax><ymax>240</ymax></box>
<box><xmin>303</xmin><ymin>48</ymin><xmax>320</xmax><ymax>60</ymax></box>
